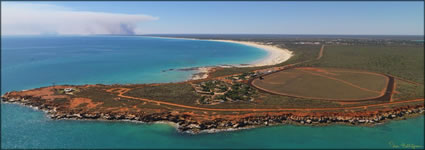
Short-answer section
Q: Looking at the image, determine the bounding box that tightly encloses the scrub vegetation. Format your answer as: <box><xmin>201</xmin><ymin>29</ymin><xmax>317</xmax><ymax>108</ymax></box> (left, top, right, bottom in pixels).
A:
<box><xmin>303</xmin><ymin>45</ymin><xmax>424</xmax><ymax>83</ymax></box>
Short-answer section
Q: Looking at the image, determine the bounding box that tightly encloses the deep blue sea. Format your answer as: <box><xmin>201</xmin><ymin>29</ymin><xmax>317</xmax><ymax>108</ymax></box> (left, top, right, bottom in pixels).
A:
<box><xmin>1</xmin><ymin>36</ymin><xmax>424</xmax><ymax>149</ymax></box>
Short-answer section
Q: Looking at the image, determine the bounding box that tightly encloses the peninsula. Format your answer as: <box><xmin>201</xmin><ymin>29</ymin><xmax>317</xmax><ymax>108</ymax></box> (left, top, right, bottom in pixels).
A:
<box><xmin>2</xmin><ymin>35</ymin><xmax>424</xmax><ymax>134</ymax></box>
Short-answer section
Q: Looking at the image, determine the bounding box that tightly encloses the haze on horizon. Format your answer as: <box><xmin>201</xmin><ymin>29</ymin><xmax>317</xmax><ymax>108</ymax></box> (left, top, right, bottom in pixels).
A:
<box><xmin>1</xmin><ymin>2</ymin><xmax>424</xmax><ymax>36</ymax></box>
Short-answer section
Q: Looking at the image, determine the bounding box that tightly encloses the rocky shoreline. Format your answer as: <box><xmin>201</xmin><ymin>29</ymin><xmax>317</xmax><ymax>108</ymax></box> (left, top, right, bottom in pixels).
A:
<box><xmin>2</xmin><ymin>95</ymin><xmax>424</xmax><ymax>134</ymax></box>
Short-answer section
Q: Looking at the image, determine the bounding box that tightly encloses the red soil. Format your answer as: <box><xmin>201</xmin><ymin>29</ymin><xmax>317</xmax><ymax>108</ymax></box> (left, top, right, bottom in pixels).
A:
<box><xmin>6</xmin><ymin>86</ymin><xmax>70</xmax><ymax>101</ymax></box>
<box><xmin>69</xmin><ymin>98</ymin><xmax>102</xmax><ymax>109</ymax></box>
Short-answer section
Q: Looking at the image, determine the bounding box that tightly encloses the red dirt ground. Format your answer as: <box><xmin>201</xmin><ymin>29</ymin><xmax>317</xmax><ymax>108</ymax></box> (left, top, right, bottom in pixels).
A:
<box><xmin>69</xmin><ymin>98</ymin><xmax>102</xmax><ymax>109</ymax></box>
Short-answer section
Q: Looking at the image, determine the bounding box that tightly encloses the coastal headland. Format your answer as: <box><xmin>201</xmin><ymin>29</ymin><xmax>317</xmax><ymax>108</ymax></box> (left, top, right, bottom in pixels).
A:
<box><xmin>2</xmin><ymin>37</ymin><xmax>424</xmax><ymax>134</ymax></box>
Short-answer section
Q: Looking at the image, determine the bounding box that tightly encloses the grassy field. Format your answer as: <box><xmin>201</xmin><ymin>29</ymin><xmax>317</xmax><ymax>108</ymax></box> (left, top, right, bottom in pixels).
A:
<box><xmin>75</xmin><ymin>85</ymin><xmax>125</xmax><ymax>108</ymax></box>
<box><xmin>304</xmin><ymin>45</ymin><xmax>424</xmax><ymax>83</ymax></box>
<box><xmin>125</xmin><ymin>83</ymin><xmax>200</xmax><ymax>106</ymax></box>
<box><xmin>251</xmin><ymin>67</ymin><xmax>387</xmax><ymax>100</ymax></box>
<box><xmin>392</xmin><ymin>79</ymin><xmax>424</xmax><ymax>101</ymax></box>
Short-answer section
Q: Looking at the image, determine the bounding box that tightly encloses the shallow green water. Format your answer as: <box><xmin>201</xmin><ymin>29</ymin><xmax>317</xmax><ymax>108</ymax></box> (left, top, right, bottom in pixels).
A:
<box><xmin>2</xmin><ymin>104</ymin><xmax>423</xmax><ymax>149</ymax></box>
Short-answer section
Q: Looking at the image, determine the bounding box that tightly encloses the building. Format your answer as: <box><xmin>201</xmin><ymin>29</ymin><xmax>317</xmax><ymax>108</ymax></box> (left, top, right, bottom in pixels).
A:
<box><xmin>64</xmin><ymin>88</ymin><xmax>74</xmax><ymax>92</ymax></box>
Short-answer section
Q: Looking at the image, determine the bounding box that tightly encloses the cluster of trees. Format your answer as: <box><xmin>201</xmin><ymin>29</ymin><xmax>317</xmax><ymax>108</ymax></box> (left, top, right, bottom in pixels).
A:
<box><xmin>223</xmin><ymin>83</ymin><xmax>255</xmax><ymax>101</ymax></box>
<box><xmin>200</xmin><ymin>80</ymin><xmax>227</xmax><ymax>93</ymax></box>
<box><xmin>198</xmin><ymin>81</ymin><xmax>256</xmax><ymax>104</ymax></box>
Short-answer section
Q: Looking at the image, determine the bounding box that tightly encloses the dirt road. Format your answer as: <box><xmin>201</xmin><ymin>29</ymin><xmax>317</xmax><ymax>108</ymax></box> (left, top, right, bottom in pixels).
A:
<box><xmin>113</xmin><ymin>87</ymin><xmax>423</xmax><ymax>112</ymax></box>
<box><xmin>110</xmin><ymin>44</ymin><xmax>422</xmax><ymax>112</ymax></box>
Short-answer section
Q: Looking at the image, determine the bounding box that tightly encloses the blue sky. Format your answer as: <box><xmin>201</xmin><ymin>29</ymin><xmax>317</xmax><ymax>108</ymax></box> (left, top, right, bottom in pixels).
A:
<box><xmin>2</xmin><ymin>2</ymin><xmax>424</xmax><ymax>35</ymax></box>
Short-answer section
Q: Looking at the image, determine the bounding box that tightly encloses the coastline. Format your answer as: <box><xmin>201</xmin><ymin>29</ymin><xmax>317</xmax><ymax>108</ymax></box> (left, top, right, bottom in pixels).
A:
<box><xmin>2</xmin><ymin>100</ymin><xmax>424</xmax><ymax>134</ymax></box>
<box><xmin>3</xmin><ymin>36</ymin><xmax>423</xmax><ymax>135</ymax></box>
<box><xmin>208</xmin><ymin>39</ymin><xmax>293</xmax><ymax>67</ymax></box>
<box><xmin>147</xmin><ymin>36</ymin><xmax>294</xmax><ymax>80</ymax></box>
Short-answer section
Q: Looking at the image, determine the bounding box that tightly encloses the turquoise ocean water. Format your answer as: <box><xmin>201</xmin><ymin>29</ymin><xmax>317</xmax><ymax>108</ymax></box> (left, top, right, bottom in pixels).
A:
<box><xmin>1</xmin><ymin>36</ymin><xmax>424</xmax><ymax>149</ymax></box>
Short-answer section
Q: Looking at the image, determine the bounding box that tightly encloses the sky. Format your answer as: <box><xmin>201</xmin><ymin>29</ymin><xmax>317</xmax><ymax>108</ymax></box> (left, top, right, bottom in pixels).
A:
<box><xmin>1</xmin><ymin>2</ymin><xmax>424</xmax><ymax>35</ymax></box>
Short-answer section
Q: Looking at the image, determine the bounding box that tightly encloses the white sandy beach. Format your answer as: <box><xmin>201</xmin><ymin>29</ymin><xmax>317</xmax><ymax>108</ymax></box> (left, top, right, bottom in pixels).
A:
<box><xmin>209</xmin><ymin>40</ymin><xmax>293</xmax><ymax>67</ymax></box>
<box><xmin>150</xmin><ymin>36</ymin><xmax>293</xmax><ymax>67</ymax></box>
<box><xmin>190</xmin><ymin>67</ymin><xmax>211</xmax><ymax>80</ymax></box>
<box><xmin>149</xmin><ymin>36</ymin><xmax>294</xmax><ymax>80</ymax></box>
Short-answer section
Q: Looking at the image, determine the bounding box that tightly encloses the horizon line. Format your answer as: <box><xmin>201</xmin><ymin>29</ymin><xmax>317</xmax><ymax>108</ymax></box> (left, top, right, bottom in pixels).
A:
<box><xmin>2</xmin><ymin>34</ymin><xmax>424</xmax><ymax>36</ymax></box>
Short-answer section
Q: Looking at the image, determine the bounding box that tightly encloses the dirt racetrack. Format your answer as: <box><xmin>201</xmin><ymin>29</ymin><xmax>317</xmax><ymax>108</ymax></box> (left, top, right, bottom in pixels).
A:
<box><xmin>251</xmin><ymin>67</ymin><xmax>391</xmax><ymax>101</ymax></box>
